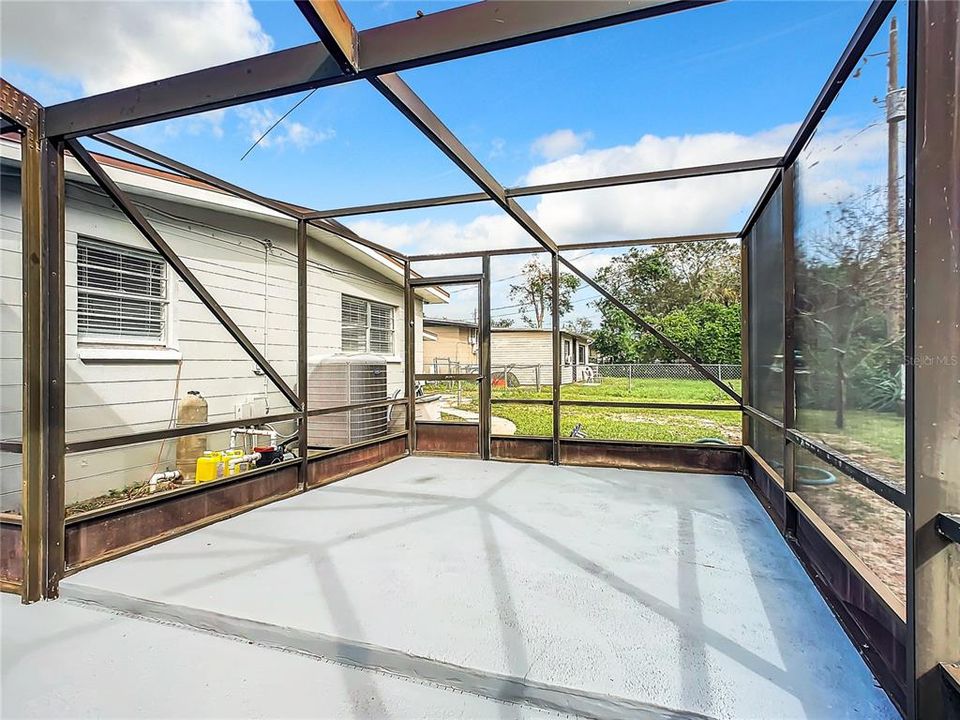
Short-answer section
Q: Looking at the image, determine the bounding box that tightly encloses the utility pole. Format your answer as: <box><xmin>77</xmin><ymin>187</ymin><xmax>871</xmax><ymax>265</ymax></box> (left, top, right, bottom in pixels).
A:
<box><xmin>886</xmin><ymin>16</ymin><xmax>906</xmax><ymax>341</ymax></box>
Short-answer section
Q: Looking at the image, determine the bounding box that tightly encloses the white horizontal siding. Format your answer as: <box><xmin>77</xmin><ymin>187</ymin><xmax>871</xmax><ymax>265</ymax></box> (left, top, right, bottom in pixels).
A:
<box><xmin>492</xmin><ymin>332</ymin><xmax>556</xmax><ymax>385</ymax></box>
<box><xmin>491</xmin><ymin>332</ymin><xmax>582</xmax><ymax>385</ymax></box>
<box><xmin>0</xmin><ymin>176</ymin><xmax>418</xmax><ymax>512</ymax></box>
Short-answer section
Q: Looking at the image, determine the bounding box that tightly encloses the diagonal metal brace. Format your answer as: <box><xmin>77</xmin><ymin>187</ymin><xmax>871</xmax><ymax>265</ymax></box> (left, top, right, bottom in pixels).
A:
<box><xmin>559</xmin><ymin>256</ymin><xmax>743</xmax><ymax>404</ymax></box>
<box><xmin>91</xmin><ymin>132</ymin><xmax>407</xmax><ymax>262</ymax></box>
<box><xmin>369</xmin><ymin>73</ymin><xmax>558</xmax><ymax>253</ymax></box>
<box><xmin>65</xmin><ymin>138</ymin><xmax>303</xmax><ymax>411</ymax></box>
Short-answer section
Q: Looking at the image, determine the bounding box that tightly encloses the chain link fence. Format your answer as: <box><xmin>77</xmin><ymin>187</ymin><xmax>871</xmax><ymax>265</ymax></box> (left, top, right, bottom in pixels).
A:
<box><xmin>423</xmin><ymin>359</ymin><xmax>740</xmax><ymax>388</ymax></box>
<box><xmin>591</xmin><ymin>363</ymin><xmax>742</xmax><ymax>382</ymax></box>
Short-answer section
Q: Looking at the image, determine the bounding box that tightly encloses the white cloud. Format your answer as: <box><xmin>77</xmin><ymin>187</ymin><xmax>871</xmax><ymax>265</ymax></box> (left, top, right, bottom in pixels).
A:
<box><xmin>351</xmin><ymin>120</ymin><xmax>886</xmax><ymax>257</ymax></box>
<box><xmin>350</xmin><ymin>215</ymin><xmax>533</xmax><ymax>322</ymax></box>
<box><xmin>352</xmin><ymin>214</ymin><xmax>530</xmax><ymax>256</ymax></box>
<box><xmin>236</xmin><ymin>106</ymin><xmax>335</xmax><ymax>151</ymax></box>
<box><xmin>525</xmin><ymin>125</ymin><xmax>795</xmax><ymax>186</ymax></box>
<box><xmin>0</xmin><ymin>0</ymin><xmax>273</xmax><ymax>95</ymax></box>
<box><xmin>530</xmin><ymin>129</ymin><xmax>593</xmax><ymax>160</ymax></box>
<box><xmin>796</xmin><ymin>120</ymin><xmax>887</xmax><ymax>206</ymax></box>
<box><xmin>353</xmin><ymin>119</ymin><xmax>889</xmax><ymax>323</ymax></box>
<box><xmin>522</xmin><ymin>125</ymin><xmax>797</xmax><ymax>243</ymax></box>
<box><xmin>353</xmin><ymin>124</ymin><xmax>799</xmax><ymax>264</ymax></box>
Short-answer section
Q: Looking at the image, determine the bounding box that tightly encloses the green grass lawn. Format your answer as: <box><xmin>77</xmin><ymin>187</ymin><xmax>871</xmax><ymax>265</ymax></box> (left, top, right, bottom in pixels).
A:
<box><xmin>492</xmin><ymin>404</ymin><xmax>741</xmax><ymax>444</ymax></box>
<box><xmin>795</xmin><ymin>407</ymin><xmax>905</xmax><ymax>480</ymax></box>
<box><xmin>426</xmin><ymin>378</ymin><xmax>742</xmax><ymax>444</ymax></box>
<box><xmin>424</xmin><ymin>377</ymin><xmax>903</xmax><ymax>467</ymax></box>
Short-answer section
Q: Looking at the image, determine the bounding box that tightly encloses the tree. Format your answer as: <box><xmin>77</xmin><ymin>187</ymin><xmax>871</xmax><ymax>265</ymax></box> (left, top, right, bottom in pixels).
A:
<box><xmin>795</xmin><ymin>189</ymin><xmax>904</xmax><ymax>428</ymax></box>
<box><xmin>591</xmin><ymin>239</ymin><xmax>742</xmax><ymax>363</ymax></box>
<box><xmin>594</xmin><ymin>239</ymin><xmax>740</xmax><ymax>318</ymax></box>
<box><xmin>508</xmin><ymin>259</ymin><xmax>580</xmax><ymax>328</ymax></box>
<box><xmin>491</xmin><ymin>318</ymin><xmax>515</xmax><ymax>328</ymax></box>
<box><xmin>563</xmin><ymin>317</ymin><xmax>595</xmax><ymax>338</ymax></box>
<box><xmin>593</xmin><ymin>302</ymin><xmax>741</xmax><ymax>364</ymax></box>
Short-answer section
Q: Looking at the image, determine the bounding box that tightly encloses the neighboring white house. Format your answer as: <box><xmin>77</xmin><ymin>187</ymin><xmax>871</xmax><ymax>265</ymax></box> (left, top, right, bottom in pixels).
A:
<box><xmin>0</xmin><ymin>137</ymin><xmax>443</xmax><ymax>512</ymax></box>
<box><xmin>491</xmin><ymin>328</ymin><xmax>593</xmax><ymax>386</ymax></box>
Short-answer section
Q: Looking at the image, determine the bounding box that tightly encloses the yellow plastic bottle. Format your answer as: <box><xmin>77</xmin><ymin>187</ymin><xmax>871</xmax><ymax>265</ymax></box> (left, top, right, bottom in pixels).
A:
<box><xmin>223</xmin><ymin>448</ymin><xmax>245</xmax><ymax>475</ymax></box>
<box><xmin>195</xmin><ymin>451</ymin><xmax>225</xmax><ymax>483</ymax></box>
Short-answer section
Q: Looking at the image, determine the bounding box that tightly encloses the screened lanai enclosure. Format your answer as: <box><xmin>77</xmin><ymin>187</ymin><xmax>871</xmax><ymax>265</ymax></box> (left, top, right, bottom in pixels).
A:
<box><xmin>0</xmin><ymin>1</ymin><xmax>958</xmax><ymax>719</ymax></box>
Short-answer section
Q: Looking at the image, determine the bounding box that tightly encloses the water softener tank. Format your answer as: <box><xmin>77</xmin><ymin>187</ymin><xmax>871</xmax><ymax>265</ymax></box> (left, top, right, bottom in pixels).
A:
<box><xmin>176</xmin><ymin>390</ymin><xmax>208</xmax><ymax>482</ymax></box>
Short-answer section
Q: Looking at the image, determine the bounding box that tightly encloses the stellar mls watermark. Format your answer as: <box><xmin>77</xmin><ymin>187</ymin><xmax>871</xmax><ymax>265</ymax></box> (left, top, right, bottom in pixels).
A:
<box><xmin>904</xmin><ymin>355</ymin><xmax>959</xmax><ymax>367</ymax></box>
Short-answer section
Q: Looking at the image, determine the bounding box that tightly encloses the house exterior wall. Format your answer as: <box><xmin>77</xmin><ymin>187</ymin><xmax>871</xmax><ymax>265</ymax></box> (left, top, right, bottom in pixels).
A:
<box><xmin>491</xmin><ymin>331</ymin><xmax>590</xmax><ymax>386</ymax></box>
<box><xmin>421</xmin><ymin>325</ymin><xmax>477</xmax><ymax>372</ymax></box>
<box><xmin>0</xmin><ymin>161</ymin><xmax>421</xmax><ymax>512</ymax></box>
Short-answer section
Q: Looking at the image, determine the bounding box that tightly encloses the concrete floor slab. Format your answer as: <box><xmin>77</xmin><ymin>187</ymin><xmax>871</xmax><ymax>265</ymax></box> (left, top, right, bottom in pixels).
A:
<box><xmin>0</xmin><ymin>594</ymin><xmax>569</xmax><ymax>719</ymax></box>
<box><xmin>57</xmin><ymin>457</ymin><xmax>897</xmax><ymax>720</ymax></box>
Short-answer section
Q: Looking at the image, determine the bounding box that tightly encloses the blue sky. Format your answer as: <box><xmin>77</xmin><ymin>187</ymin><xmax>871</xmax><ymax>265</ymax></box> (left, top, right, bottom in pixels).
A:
<box><xmin>1</xmin><ymin>0</ymin><xmax>906</xmax><ymax>324</ymax></box>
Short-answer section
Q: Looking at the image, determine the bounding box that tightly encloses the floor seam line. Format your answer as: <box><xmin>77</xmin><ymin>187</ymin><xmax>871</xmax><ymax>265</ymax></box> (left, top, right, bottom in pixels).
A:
<box><xmin>59</xmin><ymin>583</ymin><xmax>717</xmax><ymax>720</ymax></box>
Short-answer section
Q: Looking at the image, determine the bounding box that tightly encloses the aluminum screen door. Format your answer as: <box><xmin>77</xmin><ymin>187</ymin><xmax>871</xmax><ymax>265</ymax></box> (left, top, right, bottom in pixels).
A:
<box><xmin>411</xmin><ymin>275</ymin><xmax>485</xmax><ymax>456</ymax></box>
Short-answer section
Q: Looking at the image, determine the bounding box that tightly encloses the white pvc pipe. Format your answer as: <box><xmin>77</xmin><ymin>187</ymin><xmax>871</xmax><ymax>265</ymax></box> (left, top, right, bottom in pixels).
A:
<box><xmin>148</xmin><ymin>470</ymin><xmax>181</xmax><ymax>493</ymax></box>
<box><xmin>229</xmin><ymin>427</ymin><xmax>278</xmax><ymax>449</ymax></box>
<box><xmin>228</xmin><ymin>452</ymin><xmax>261</xmax><ymax>471</ymax></box>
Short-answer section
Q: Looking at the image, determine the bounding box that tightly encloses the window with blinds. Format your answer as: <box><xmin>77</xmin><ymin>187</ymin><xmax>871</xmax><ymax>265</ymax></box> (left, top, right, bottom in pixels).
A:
<box><xmin>341</xmin><ymin>295</ymin><xmax>394</xmax><ymax>354</ymax></box>
<box><xmin>77</xmin><ymin>237</ymin><xmax>168</xmax><ymax>344</ymax></box>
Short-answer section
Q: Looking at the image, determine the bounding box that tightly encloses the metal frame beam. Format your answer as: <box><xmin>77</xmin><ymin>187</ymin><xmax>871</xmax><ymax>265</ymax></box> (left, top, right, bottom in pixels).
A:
<box><xmin>297</xmin><ymin>218</ymin><xmax>309</xmax><ymax>489</ymax></box>
<box><xmin>403</xmin><ymin>261</ymin><xmax>416</xmax><ymax>453</ymax></box>
<box><xmin>559</xmin><ymin>257</ymin><xmax>742</xmax><ymax>403</ymax></box>
<box><xmin>370</xmin><ymin>73</ymin><xmax>559</xmax><ymax>253</ymax></box>
<box><xmin>65</xmin><ymin>412</ymin><xmax>302</xmax><ymax>455</ymax></box>
<box><xmin>295</xmin><ymin>0</ymin><xmax>359</xmax><ymax>72</ymax></box>
<box><xmin>739</xmin><ymin>234</ymin><xmax>751</xmax><ymax>446</ymax></box>
<box><xmin>551</xmin><ymin>252</ymin><xmax>561</xmax><ymax>464</ymax></box>
<box><xmin>408</xmin><ymin>273</ymin><xmax>485</xmax><ymax>287</ymax></box>
<box><xmin>64</xmin><ymin>138</ymin><xmax>302</xmax><ymax>411</ymax></box>
<box><xmin>8</xmin><ymin>82</ymin><xmax>50</xmax><ymax>602</ymax></box>
<box><xmin>739</xmin><ymin>0</ymin><xmax>893</xmax><ymax>241</ymax></box>
<box><xmin>780</xmin><ymin>0</ymin><xmax>895</xmax><ymax>167</ymax></box>
<box><xmin>935</xmin><ymin>514</ymin><xmax>960</xmax><ymax>546</ymax></box>
<box><xmin>89</xmin><ymin>132</ymin><xmax>408</xmax><ymax>261</ymax></box>
<box><xmin>304</xmin><ymin>191</ymin><xmax>490</xmax><ymax>220</ymax></box>
<box><xmin>479</xmin><ymin>256</ymin><xmax>492</xmax><ymax>461</ymax></box>
<box><xmin>92</xmin><ymin>132</ymin><xmax>307</xmax><ymax>218</ymax></box>
<box><xmin>45</xmin><ymin>0</ymin><xmax>717</xmax><ymax>138</ymax></box>
<box><xmin>781</xmin><ymin>165</ymin><xmax>797</xmax><ymax>505</ymax></box>
<box><xmin>305</xmin><ymin>158</ymin><xmax>780</xmax><ymax>220</ymax></box>
<box><xmin>785</xmin><ymin>430</ymin><xmax>906</xmax><ymax>509</ymax></box>
<box><xmin>41</xmin><ymin>134</ymin><xmax>65</xmax><ymax>599</ymax></box>
<box><xmin>407</xmin><ymin>232</ymin><xmax>740</xmax><ymax>262</ymax></box>
<box><xmin>907</xmin><ymin>2</ymin><xmax>960</xmax><ymax>717</ymax></box>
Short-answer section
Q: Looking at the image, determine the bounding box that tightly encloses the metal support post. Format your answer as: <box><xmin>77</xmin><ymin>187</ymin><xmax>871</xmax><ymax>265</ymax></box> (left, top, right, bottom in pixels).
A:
<box><xmin>404</xmin><ymin>261</ymin><xmax>416</xmax><ymax>453</ymax></box>
<box><xmin>297</xmin><ymin>219</ymin><xmax>309</xmax><ymax>488</ymax></box>
<box><xmin>906</xmin><ymin>2</ymin><xmax>960</xmax><ymax>717</ymax></box>
<box><xmin>551</xmin><ymin>253</ymin><xmax>561</xmax><ymax>464</ymax></box>
<box><xmin>479</xmin><ymin>255</ymin><xmax>492</xmax><ymax>460</ymax></box>
<box><xmin>781</xmin><ymin>165</ymin><xmax>798</xmax><ymax>536</ymax></box>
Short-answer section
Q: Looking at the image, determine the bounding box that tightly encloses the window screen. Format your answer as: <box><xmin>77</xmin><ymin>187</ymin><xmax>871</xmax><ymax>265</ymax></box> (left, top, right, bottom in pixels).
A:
<box><xmin>341</xmin><ymin>295</ymin><xmax>394</xmax><ymax>354</ymax></box>
<box><xmin>77</xmin><ymin>237</ymin><xmax>167</xmax><ymax>343</ymax></box>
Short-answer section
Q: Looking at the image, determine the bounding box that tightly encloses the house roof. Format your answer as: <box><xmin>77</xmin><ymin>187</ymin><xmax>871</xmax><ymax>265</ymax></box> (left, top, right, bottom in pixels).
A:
<box><xmin>491</xmin><ymin>327</ymin><xmax>592</xmax><ymax>344</ymax></box>
<box><xmin>424</xmin><ymin>318</ymin><xmax>478</xmax><ymax>329</ymax></box>
<box><xmin>423</xmin><ymin>319</ymin><xmax>592</xmax><ymax>344</ymax></box>
<box><xmin>0</xmin><ymin>134</ymin><xmax>448</xmax><ymax>304</ymax></box>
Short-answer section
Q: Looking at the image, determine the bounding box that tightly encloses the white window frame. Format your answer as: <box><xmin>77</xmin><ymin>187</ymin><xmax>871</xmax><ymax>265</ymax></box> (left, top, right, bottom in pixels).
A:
<box><xmin>341</xmin><ymin>294</ymin><xmax>395</xmax><ymax>355</ymax></box>
<box><xmin>76</xmin><ymin>236</ymin><xmax>174</xmax><ymax>349</ymax></box>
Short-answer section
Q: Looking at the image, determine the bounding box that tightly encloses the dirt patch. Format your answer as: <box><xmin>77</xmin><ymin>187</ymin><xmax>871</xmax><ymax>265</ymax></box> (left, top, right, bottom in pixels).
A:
<box><xmin>66</xmin><ymin>478</ymin><xmax>182</xmax><ymax>517</ymax></box>
<box><xmin>798</xmin><ymin>477</ymin><xmax>906</xmax><ymax>604</ymax></box>
<box><xmin>810</xmin><ymin>432</ymin><xmax>905</xmax><ymax>489</ymax></box>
